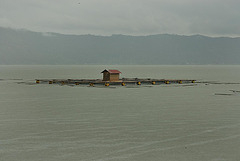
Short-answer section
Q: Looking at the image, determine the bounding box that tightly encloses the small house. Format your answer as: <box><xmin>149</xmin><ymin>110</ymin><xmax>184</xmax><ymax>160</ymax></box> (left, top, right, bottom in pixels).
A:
<box><xmin>101</xmin><ymin>69</ymin><xmax>121</xmax><ymax>82</ymax></box>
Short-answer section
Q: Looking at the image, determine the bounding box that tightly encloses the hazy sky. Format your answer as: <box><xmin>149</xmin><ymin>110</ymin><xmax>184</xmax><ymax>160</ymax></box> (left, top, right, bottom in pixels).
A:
<box><xmin>0</xmin><ymin>0</ymin><xmax>240</xmax><ymax>36</ymax></box>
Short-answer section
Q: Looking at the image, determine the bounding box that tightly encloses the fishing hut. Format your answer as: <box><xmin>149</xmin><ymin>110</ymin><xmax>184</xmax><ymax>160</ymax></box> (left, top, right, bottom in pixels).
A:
<box><xmin>101</xmin><ymin>69</ymin><xmax>121</xmax><ymax>82</ymax></box>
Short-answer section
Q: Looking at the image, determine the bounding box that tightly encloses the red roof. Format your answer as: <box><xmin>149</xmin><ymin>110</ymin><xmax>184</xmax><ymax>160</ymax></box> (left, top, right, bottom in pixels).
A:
<box><xmin>101</xmin><ymin>69</ymin><xmax>121</xmax><ymax>74</ymax></box>
<box><xmin>109</xmin><ymin>70</ymin><xmax>121</xmax><ymax>74</ymax></box>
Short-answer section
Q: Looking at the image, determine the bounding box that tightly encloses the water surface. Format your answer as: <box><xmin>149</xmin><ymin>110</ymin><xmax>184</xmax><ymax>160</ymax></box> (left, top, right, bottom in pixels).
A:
<box><xmin>0</xmin><ymin>65</ymin><xmax>240</xmax><ymax>161</ymax></box>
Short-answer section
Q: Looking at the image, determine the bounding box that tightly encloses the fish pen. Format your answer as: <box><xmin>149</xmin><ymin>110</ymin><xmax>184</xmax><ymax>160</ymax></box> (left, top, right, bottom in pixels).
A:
<box><xmin>35</xmin><ymin>69</ymin><xmax>196</xmax><ymax>87</ymax></box>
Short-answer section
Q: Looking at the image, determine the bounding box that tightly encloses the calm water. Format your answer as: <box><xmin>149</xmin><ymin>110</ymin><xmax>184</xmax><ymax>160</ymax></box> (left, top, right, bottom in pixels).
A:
<box><xmin>0</xmin><ymin>65</ymin><xmax>240</xmax><ymax>161</ymax></box>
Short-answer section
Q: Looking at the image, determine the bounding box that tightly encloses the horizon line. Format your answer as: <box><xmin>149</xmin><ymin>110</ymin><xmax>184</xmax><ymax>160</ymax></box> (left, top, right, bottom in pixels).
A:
<box><xmin>1</xmin><ymin>26</ymin><xmax>239</xmax><ymax>39</ymax></box>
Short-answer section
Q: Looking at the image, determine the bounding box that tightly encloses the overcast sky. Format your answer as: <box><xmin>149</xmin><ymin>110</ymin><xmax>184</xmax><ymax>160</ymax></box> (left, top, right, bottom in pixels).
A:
<box><xmin>0</xmin><ymin>0</ymin><xmax>240</xmax><ymax>36</ymax></box>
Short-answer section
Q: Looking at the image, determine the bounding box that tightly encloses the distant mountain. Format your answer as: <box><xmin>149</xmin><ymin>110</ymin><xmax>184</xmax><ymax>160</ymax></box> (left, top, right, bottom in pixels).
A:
<box><xmin>0</xmin><ymin>27</ymin><xmax>240</xmax><ymax>65</ymax></box>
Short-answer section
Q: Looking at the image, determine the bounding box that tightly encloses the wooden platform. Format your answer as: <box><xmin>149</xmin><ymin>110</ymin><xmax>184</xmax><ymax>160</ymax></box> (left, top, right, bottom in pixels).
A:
<box><xmin>35</xmin><ymin>78</ymin><xmax>196</xmax><ymax>86</ymax></box>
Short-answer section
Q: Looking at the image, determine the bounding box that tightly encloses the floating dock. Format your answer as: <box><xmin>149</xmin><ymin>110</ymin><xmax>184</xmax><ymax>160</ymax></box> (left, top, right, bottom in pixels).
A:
<box><xmin>35</xmin><ymin>69</ymin><xmax>196</xmax><ymax>87</ymax></box>
<box><xmin>35</xmin><ymin>78</ymin><xmax>196</xmax><ymax>86</ymax></box>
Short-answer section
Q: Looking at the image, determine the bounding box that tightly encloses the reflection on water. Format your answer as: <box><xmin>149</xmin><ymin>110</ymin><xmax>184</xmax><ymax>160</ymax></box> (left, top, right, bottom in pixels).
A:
<box><xmin>0</xmin><ymin>65</ymin><xmax>240</xmax><ymax>161</ymax></box>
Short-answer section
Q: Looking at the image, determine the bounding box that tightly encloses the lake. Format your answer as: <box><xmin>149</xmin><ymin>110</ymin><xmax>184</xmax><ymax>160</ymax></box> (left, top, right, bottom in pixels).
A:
<box><xmin>0</xmin><ymin>65</ymin><xmax>240</xmax><ymax>161</ymax></box>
